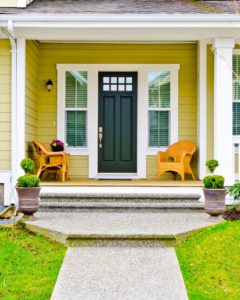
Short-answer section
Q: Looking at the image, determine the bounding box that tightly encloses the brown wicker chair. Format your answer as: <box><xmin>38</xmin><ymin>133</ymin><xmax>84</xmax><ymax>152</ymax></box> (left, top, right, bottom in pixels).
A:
<box><xmin>32</xmin><ymin>141</ymin><xmax>69</xmax><ymax>182</ymax></box>
<box><xmin>157</xmin><ymin>141</ymin><xmax>197</xmax><ymax>181</ymax></box>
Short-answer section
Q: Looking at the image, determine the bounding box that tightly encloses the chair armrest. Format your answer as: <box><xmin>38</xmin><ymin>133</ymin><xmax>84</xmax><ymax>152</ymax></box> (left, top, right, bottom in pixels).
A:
<box><xmin>179</xmin><ymin>152</ymin><xmax>192</xmax><ymax>163</ymax></box>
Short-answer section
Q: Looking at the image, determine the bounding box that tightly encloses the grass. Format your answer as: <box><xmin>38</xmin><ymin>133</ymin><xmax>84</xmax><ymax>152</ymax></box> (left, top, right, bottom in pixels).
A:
<box><xmin>0</xmin><ymin>227</ymin><xmax>66</xmax><ymax>300</ymax></box>
<box><xmin>176</xmin><ymin>221</ymin><xmax>240</xmax><ymax>300</ymax></box>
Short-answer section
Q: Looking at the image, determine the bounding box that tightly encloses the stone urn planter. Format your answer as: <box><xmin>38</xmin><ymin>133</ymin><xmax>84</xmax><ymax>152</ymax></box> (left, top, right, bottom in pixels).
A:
<box><xmin>203</xmin><ymin>188</ymin><xmax>226</xmax><ymax>216</ymax></box>
<box><xmin>16</xmin><ymin>158</ymin><xmax>40</xmax><ymax>219</ymax></box>
<box><xmin>16</xmin><ymin>187</ymin><xmax>40</xmax><ymax>215</ymax></box>
<box><xmin>203</xmin><ymin>159</ymin><xmax>226</xmax><ymax>220</ymax></box>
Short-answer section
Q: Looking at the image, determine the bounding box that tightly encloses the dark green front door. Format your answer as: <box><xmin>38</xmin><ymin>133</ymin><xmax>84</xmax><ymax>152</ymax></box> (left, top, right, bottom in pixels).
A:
<box><xmin>98</xmin><ymin>72</ymin><xmax>137</xmax><ymax>173</ymax></box>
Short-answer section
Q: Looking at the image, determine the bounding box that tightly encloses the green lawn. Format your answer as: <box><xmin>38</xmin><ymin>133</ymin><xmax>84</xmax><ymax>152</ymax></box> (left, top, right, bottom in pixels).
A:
<box><xmin>176</xmin><ymin>221</ymin><xmax>240</xmax><ymax>300</ymax></box>
<box><xmin>0</xmin><ymin>227</ymin><xmax>66</xmax><ymax>300</ymax></box>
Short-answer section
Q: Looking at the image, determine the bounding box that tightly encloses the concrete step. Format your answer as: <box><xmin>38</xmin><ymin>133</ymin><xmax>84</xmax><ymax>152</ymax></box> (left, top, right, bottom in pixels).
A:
<box><xmin>39</xmin><ymin>200</ymin><xmax>204</xmax><ymax>212</ymax></box>
<box><xmin>40</xmin><ymin>192</ymin><xmax>201</xmax><ymax>202</ymax></box>
<box><xmin>39</xmin><ymin>192</ymin><xmax>203</xmax><ymax>212</ymax></box>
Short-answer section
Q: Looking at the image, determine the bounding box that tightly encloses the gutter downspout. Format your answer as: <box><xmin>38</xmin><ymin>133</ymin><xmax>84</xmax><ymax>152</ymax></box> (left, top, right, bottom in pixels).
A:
<box><xmin>1</xmin><ymin>21</ymin><xmax>17</xmax><ymax>204</ymax></box>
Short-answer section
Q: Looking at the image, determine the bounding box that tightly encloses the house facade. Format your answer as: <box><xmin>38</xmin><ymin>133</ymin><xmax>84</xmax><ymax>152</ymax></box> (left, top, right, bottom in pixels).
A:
<box><xmin>0</xmin><ymin>0</ymin><xmax>240</xmax><ymax>204</ymax></box>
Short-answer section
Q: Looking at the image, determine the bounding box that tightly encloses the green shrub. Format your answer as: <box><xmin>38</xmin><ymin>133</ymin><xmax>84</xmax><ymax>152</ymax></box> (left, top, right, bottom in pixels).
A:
<box><xmin>206</xmin><ymin>159</ymin><xmax>219</xmax><ymax>174</ymax></box>
<box><xmin>17</xmin><ymin>174</ymin><xmax>40</xmax><ymax>188</ymax></box>
<box><xmin>203</xmin><ymin>175</ymin><xmax>224</xmax><ymax>189</ymax></box>
<box><xmin>20</xmin><ymin>158</ymin><xmax>34</xmax><ymax>174</ymax></box>
<box><xmin>227</xmin><ymin>182</ymin><xmax>240</xmax><ymax>201</ymax></box>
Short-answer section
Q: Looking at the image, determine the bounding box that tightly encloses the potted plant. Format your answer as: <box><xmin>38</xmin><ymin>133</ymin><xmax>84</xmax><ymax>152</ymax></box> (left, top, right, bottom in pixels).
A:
<box><xmin>50</xmin><ymin>139</ymin><xmax>64</xmax><ymax>152</ymax></box>
<box><xmin>223</xmin><ymin>182</ymin><xmax>240</xmax><ymax>221</ymax></box>
<box><xmin>203</xmin><ymin>159</ymin><xmax>226</xmax><ymax>218</ymax></box>
<box><xmin>16</xmin><ymin>158</ymin><xmax>40</xmax><ymax>218</ymax></box>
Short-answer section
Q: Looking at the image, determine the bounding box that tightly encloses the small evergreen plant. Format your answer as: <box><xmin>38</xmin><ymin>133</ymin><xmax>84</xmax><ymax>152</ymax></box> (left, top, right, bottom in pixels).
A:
<box><xmin>17</xmin><ymin>158</ymin><xmax>40</xmax><ymax>188</ymax></box>
<box><xmin>203</xmin><ymin>159</ymin><xmax>224</xmax><ymax>189</ymax></box>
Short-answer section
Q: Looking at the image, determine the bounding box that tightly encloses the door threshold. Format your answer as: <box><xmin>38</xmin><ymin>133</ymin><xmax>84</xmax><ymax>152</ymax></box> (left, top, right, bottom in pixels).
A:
<box><xmin>96</xmin><ymin>173</ymin><xmax>138</xmax><ymax>180</ymax></box>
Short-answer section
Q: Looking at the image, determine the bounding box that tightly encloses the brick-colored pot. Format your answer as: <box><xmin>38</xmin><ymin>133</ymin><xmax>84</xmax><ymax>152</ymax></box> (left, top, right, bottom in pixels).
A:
<box><xmin>203</xmin><ymin>188</ymin><xmax>226</xmax><ymax>216</ymax></box>
<box><xmin>16</xmin><ymin>187</ymin><xmax>40</xmax><ymax>215</ymax></box>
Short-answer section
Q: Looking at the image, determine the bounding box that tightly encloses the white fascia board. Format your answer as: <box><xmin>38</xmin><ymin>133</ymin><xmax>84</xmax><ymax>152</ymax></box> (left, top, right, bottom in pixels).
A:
<box><xmin>1</xmin><ymin>14</ymin><xmax>240</xmax><ymax>29</ymax></box>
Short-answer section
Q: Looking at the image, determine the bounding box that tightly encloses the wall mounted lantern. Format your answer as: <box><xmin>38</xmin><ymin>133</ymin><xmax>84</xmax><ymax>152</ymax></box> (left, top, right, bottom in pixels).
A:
<box><xmin>46</xmin><ymin>79</ymin><xmax>53</xmax><ymax>92</ymax></box>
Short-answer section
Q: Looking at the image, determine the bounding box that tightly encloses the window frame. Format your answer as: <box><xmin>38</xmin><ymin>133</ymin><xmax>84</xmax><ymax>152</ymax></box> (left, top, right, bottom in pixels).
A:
<box><xmin>57</xmin><ymin>67</ymin><xmax>89</xmax><ymax>155</ymax></box>
<box><xmin>65</xmin><ymin>71</ymin><xmax>88</xmax><ymax>149</ymax></box>
<box><xmin>232</xmin><ymin>50</ymin><xmax>240</xmax><ymax>154</ymax></box>
<box><xmin>233</xmin><ymin>50</ymin><xmax>240</xmax><ymax>137</ymax></box>
<box><xmin>148</xmin><ymin>71</ymin><xmax>171</xmax><ymax>149</ymax></box>
<box><xmin>146</xmin><ymin>68</ymin><xmax>178</xmax><ymax>154</ymax></box>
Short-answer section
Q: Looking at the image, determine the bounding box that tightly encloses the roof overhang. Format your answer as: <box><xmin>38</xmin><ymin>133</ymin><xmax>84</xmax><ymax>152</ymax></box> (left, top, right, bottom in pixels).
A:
<box><xmin>1</xmin><ymin>14</ymin><xmax>240</xmax><ymax>41</ymax></box>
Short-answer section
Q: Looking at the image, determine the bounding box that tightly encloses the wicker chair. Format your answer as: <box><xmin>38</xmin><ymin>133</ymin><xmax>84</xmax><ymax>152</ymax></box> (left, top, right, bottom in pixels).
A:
<box><xmin>157</xmin><ymin>141</ymin><xmax>197</xmax><ymax>181</ymax></box>
<box><xmin>32</xmin><ymin>141</ymin><xmax>69</xmax><ymax>182</ymax></box>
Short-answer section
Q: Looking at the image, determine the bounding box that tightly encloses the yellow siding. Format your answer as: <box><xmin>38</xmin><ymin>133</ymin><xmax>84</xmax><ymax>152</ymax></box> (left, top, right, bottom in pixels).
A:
<box><xmin>68</xmin><ymin>156</ymin><xmax>89</xmax><ymax>179</ymax></box>
<box><xmin>36</xmin><ymin>43</ymin><xmax>197</xmax><ymax>179</ymax></box>
<box><xmin>25</xmin><ymin>41</ymin><xmax>39</xmax><ymax>162</ymax></box>
<box><xmin>0</xmin><ymin>40</ymin><xmax>11</xmax><ymax>170</ymax></box>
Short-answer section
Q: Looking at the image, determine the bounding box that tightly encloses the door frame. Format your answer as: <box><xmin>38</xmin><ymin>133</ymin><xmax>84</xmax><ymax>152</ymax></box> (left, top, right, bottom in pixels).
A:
<box><xmin>57</xmin><ymin>64</ymin><xmax>179</xmax><ymax>179</ymax></box>
<box><xmin>98</xmin><ymin>71</ymin><xmax>138</xmax><ymax>175</ymax></box>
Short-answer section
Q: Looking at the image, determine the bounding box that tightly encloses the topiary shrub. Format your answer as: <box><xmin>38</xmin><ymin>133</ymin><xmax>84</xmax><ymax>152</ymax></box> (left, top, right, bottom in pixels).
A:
<box><xmin>17</xmin><ymin>158</ymin><xmax>40</xmax><ymax>188</ymax></box>
<box><xmin>206</xmin><ymin>159</ymin><xmax>219</xmax><ymax>174</ymax></box>
<box><xmin>203</xmin><ymin>175</ymin><xmax>224</xmax><ymax>189</ymax></box>
<box><xmin>17</xmin><ymin>174</ymin><xmax>40</xmax><ymax>188</ymax></box>
<box><xmin>20</xmin><ymin>158</ymin><xmax>34</xmax><ymax>174</ymax></box>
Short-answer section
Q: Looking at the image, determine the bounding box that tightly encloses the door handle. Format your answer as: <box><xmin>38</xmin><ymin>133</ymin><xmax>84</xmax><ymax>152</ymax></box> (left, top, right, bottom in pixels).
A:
<box><xmin>99</xmin><ymin>127</ymin><xmax>103</xmax><ymax>148</ymax></box>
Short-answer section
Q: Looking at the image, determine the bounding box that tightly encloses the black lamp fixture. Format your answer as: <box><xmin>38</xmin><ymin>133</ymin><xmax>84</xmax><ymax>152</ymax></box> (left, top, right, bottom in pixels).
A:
<box><xmin>46</xmin><ymin>79</ymin><xmax>53</xmax><ymax>92</ymax></box>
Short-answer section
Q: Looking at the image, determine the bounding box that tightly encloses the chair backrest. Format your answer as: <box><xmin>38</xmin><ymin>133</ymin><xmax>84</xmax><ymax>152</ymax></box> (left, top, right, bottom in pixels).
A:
<box><xmin>32</xmin><ymin>140</ymin><xmax>49</xmax><ymax>155</ymax></box>
<box><xmin>167</xmin><ymin>141</ymin><xmax>197</xmax><ymax>162</ymax></box>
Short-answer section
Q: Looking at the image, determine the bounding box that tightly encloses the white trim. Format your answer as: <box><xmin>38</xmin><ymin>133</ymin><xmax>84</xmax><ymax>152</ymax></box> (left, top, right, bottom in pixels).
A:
<box><xmin>57</xmin><ymin>64</ymin><xmax>179</xmax><ymax>179</ymax></box>
<box><xmin>214</xmin><ymin>38</ymin><xmax>235</xmax><ymax>185</ymax></box>
<box><xmin>16</xmin><ymin>38</ymin><xmax>26</xmax><ymax>179</ymax></box>
<box><xmin>0</xmin><ymin>171</ymin><xmax>12</xmax><ymax>206</ymax></box>
<box><xmin>6</xmin><ymin>20</ymin><xmax>18</xmax><ymax>203</ymax></box>
<box><xmin>2</xmin><ymin>14</ymin><xmax>240</xmax><ymax>23</ymax></box>
<box><xmin>197</xmin><ymin>40</ymin><xmax>207</xmax><ymax>180</ymax></box>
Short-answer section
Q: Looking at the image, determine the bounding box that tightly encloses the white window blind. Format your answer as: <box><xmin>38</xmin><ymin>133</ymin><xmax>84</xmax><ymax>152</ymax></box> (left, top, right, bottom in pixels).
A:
<box><xmin>65</xmin><ymin>71</ymin><xmax>87</xmax><ymax>147</ymax></box>
<box><xmin>148</xmin><ymin>71</ymin><xmax>170</xmax><ymax>147</ymax></box>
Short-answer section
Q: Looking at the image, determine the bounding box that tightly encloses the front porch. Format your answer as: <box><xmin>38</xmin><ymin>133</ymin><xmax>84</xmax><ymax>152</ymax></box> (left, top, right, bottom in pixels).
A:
<box><xmin>1</xmin><ymin>15</ymin><xmax>240</xmax><ymax>204</ymax></box>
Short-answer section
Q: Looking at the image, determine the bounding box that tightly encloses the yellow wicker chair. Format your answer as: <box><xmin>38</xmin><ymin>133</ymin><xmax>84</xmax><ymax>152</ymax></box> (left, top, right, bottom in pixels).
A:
<box><xmin>157</xmin><ymin>141</ymin><xmax>197</xmax><ymax>181</ymax></box>
<box><xmin>32</xmin><ymin>141</ymin><xmax>69</xmax><ymax>182</ymax></box>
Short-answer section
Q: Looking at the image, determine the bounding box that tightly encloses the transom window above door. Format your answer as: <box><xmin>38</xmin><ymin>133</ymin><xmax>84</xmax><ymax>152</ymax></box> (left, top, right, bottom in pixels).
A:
<box><xmin>102</xmin><ymin>75</ymin><xmax>133</xmax><ymax>92</ymax></box>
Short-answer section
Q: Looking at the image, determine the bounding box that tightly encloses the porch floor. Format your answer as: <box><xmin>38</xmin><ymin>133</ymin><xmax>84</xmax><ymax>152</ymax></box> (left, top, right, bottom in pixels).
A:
<box><xmin>41</xmin><ymin>179</ymin><xmax>203</xmax><ymax>187</ymax></box>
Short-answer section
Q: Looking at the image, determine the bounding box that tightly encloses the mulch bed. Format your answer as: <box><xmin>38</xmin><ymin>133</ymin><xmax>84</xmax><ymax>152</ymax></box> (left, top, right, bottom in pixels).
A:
<box><xmin>222</xmin><ymin>206</ymin><xmax>240</xmax><ymax>221</ymax></box>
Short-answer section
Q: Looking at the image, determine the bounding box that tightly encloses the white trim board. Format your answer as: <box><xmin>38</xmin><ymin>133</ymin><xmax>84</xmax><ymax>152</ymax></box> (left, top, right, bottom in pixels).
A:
<box><xmin>57</xmin><ymin>64</ymin><xmax>179</xmax><ymax>179</ymax></box>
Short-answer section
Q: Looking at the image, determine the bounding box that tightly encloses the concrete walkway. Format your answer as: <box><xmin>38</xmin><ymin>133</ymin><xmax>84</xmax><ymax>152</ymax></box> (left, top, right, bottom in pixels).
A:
<box><xmin>51</xmin><ymin>247</ymin><xmax>187</xmax><ymax>300</ymax></box>
<box><xmin>23</xmin><ymin>211</ymin><xmax>221</xmax><ymax>299</ymax></box>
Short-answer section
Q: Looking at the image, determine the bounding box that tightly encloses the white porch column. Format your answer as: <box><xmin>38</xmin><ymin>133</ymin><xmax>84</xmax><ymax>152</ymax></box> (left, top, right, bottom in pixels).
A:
<box><xmin>15</xmin><ymin>38</ymin><xmax>26</xmax><ymax>180</ymax></box>
<box><xmin>197</xmin><ymin>40</ymin><xmax>207</xmax><ymax>180</ymax></box>
<box><xmin>213</xmin><ymin>38</ymin><xmax>234</xmax><ymax>185</ymax></box>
